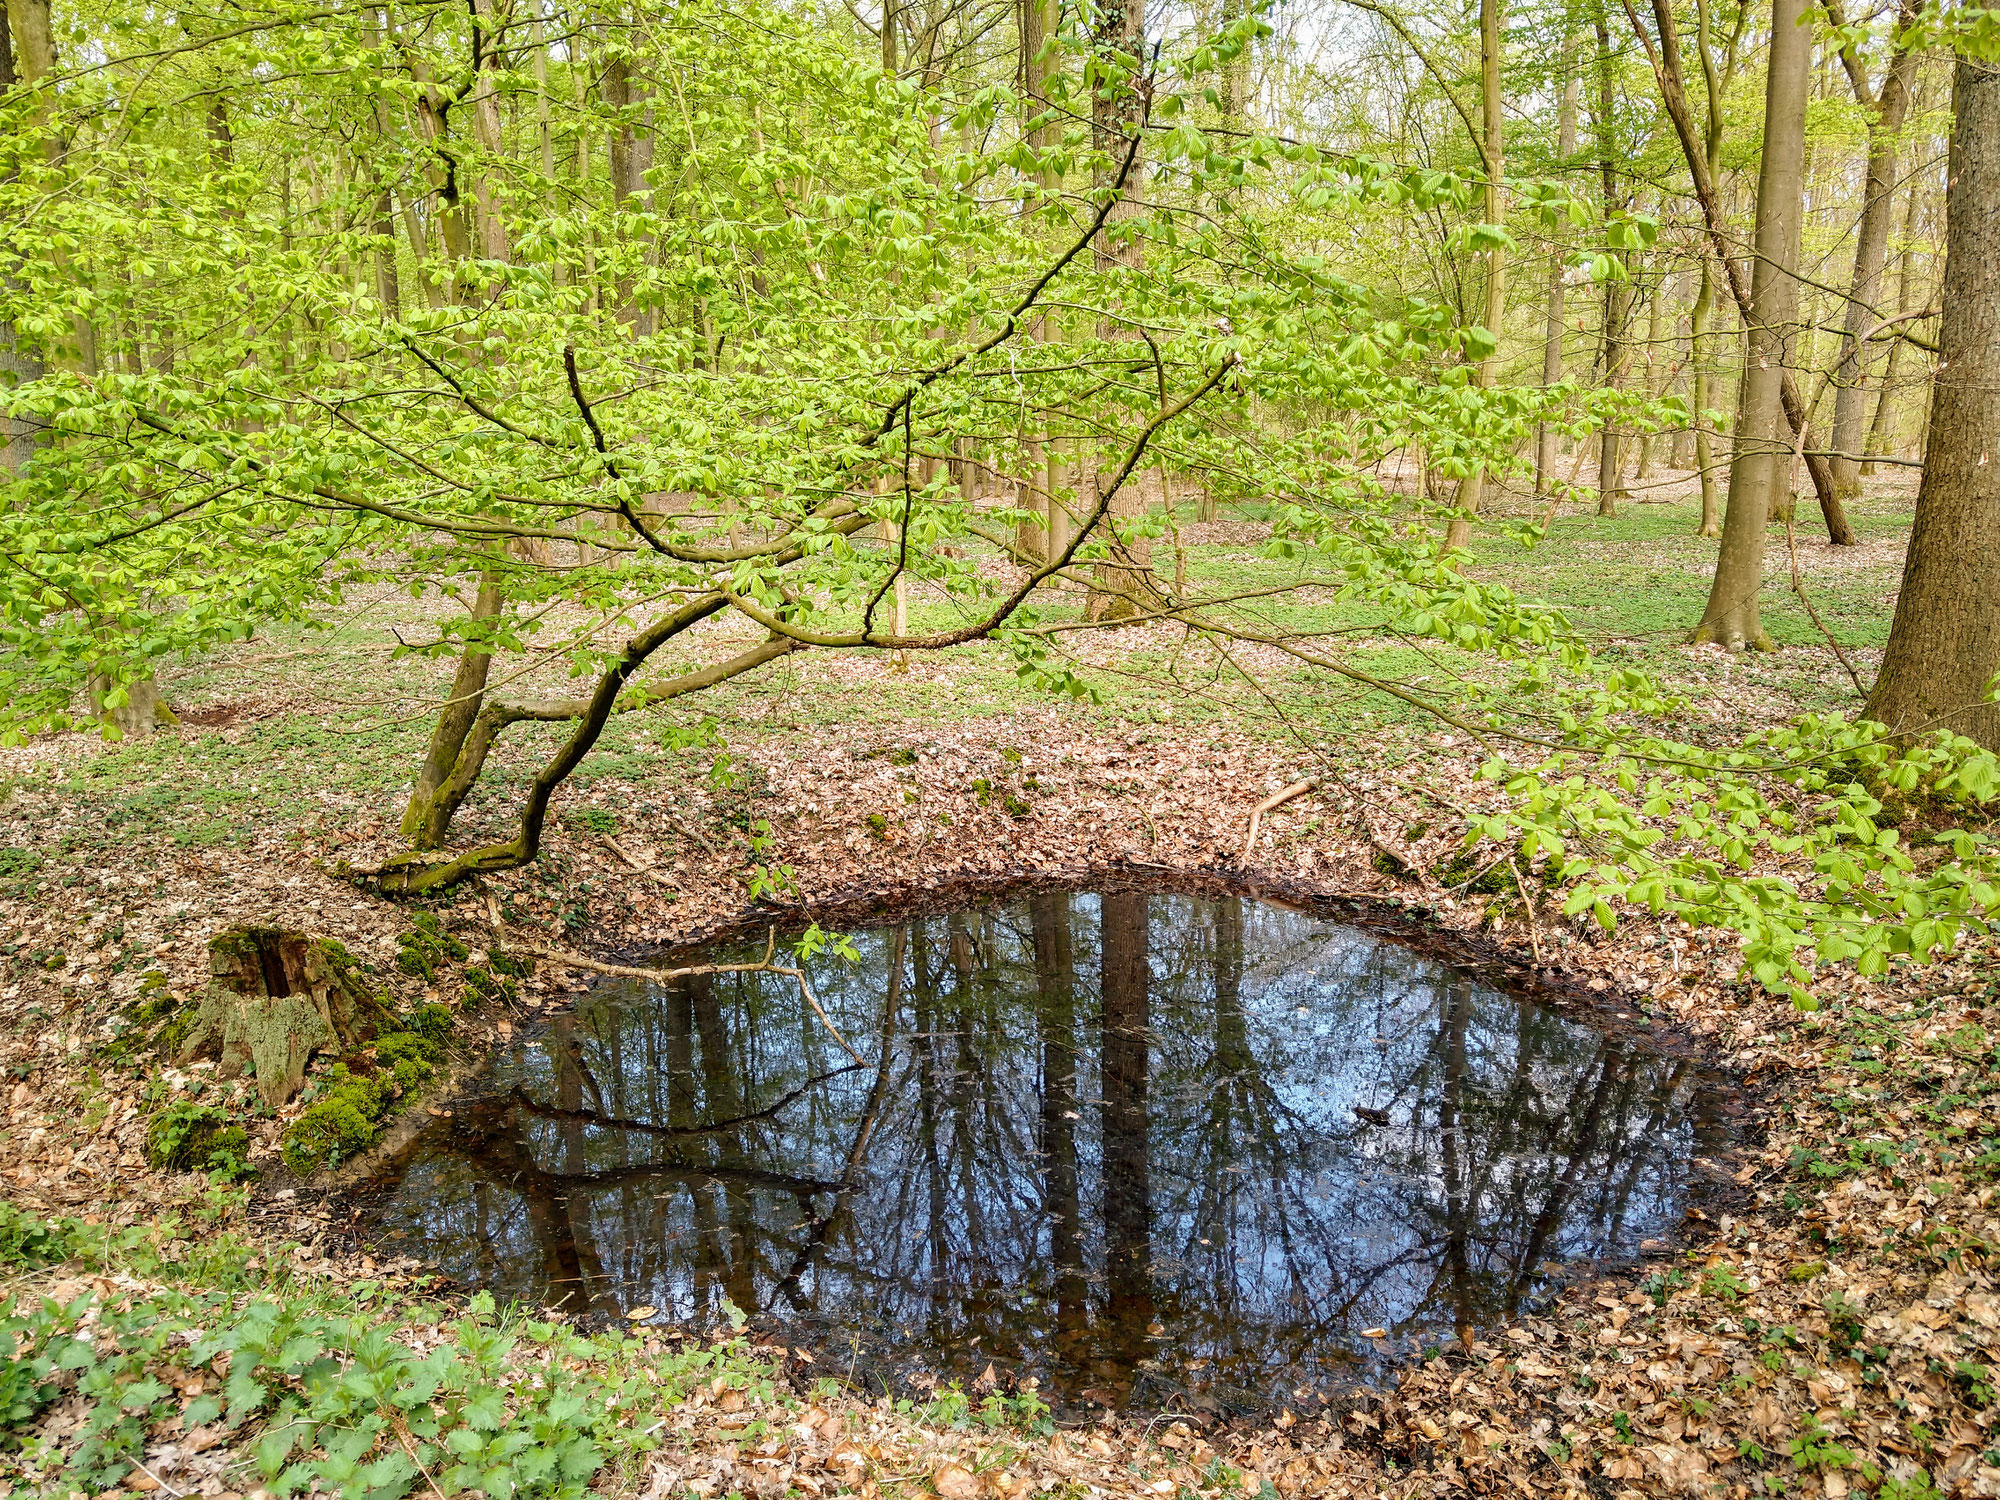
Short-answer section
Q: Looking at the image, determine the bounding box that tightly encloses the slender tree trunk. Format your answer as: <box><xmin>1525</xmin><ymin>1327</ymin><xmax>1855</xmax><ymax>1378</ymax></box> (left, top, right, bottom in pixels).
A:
<box><xmin>1592</xmin><ymin>6</ymin><xmax>1626</xmax><ymax>517</ymax></box>
<box><xmin>1634</xmin><ymin>0</ymin><xmax>1856</xmax><ymax>543</ymax></box>
<box><xmin>1691</xmin><ymin>253</ymin><xmax>1720</xmax><ymax>533</ymax></box>
<box><xmin>1444</xmin><ymin>0</ymin><xmax>1506</xmax><ymax>554</ymax></box>
<box><xmin>1689</xmin><ymin>0</ymin><xmax>1811</xmax><ymax>650</ymax></box>
<box><xmin>1828</xmin><ymin>0</ymin><xmax>1920</xmax><ymax>498</ymax></box>
<box><xmin>1098</xmin><ymin>892</ymin><xmax>1154</xmax><ymax>1374</ymax></box>
<box><xmin>1031</xmin><ymin>896</ymin><xmax>1087</xmax><ymax>1342</ymax></box>
<box><xmin>1636</xmin><ymin>272</ymin><xmax>1666</xmax><ymax>478</ymax></box>
<box><xmin>0</xmin><ymin>0</ymin><xmax>46</xmax><ymax>477</ymax></box>
<box><xmin>1085</xmin><ymin>0</ymin><xmax>1151</xmax><ymax>622</ymax></box>
<box><xmin>1015</xmin><ymin>0</ymin><xmax>1057</xmax><ymax>564</ymax></box>
<box><xmin>1865</xmin><ymin>57</ymin><xmax>2000</xmax><ymax>750</ymax></box>
<box><xmin>1534</xmin><ymin>37</ymin><xmax>1579</xmax><ymax>497</ymax></box>
<box><xmin>1862</xmin><ymin>160</ymin><xmax>1925</xmax><ymax>474</ymax></box>
<box><xmin>468</xmin><ymin>0</ymin><xmax>512</xmax><ymax>264</ymax></box>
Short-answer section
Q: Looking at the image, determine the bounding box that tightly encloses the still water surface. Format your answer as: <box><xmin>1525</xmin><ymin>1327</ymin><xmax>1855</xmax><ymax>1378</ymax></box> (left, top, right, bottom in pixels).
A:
<box><xmin>362</xmin><ymin>891</ymin><xmax>1722</xmax><ymax>1410</ymax></box>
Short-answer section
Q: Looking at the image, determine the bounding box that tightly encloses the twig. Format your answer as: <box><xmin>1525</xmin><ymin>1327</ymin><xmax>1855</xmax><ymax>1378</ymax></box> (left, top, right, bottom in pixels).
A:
<box><xmin>603</xmin><ymin>833</ymin><xmax>678</xmax><ymax>888</ymax></box>
<box><xmin>518</xmin><ymin>928</ymin><xmax>865</xmax><ymax>1064</ymax></box>
<box><xmin>1239</xmin><ymin>777</ymin><xmax>1317</xmax><ymax>863</ymax></box>
<box><xmin>1508</xmin><ymin>855</ymin><xmax>1545</xmax><ymax>967</ymax></box>
<box><xmin>386</xmin><ymin>1412</ymin><xmax>451</xmax><ymax>1500</ymax></box>
<box><xmin>665</xmin><ymin>812</ymin><xmax>720</xmax><ymax>856</ymax></box>
<box><xmin>1783</xmin><ymin>517</ymin><xmax>1868</xmax><ymax>698</ymax></box>
<box><xmin>127</xmin><ymin>1459</ymin><xmax>187</xmax><ymax>1500</ymax></box>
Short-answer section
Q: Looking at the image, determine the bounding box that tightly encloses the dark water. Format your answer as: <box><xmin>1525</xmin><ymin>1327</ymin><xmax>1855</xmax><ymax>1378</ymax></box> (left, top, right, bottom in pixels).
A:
<box><xmin>361</xmin><ymin>891</ymin><xmax>1725</xmax><ymax>1412</ymax></box>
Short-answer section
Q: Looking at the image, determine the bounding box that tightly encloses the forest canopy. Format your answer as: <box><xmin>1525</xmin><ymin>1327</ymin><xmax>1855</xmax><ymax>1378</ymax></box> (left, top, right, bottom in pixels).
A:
<box><xmin>0</xmin><ymin>0</ymin><xmax>1997</xmax><ymax>1001</ymax></box>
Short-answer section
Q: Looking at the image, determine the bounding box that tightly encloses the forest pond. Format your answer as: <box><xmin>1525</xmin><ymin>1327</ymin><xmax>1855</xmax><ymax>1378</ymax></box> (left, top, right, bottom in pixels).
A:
<box><xmin>360</xmin><ymin>891</ymin><xmax>1727</xmax><ymax>1412</ymax></box>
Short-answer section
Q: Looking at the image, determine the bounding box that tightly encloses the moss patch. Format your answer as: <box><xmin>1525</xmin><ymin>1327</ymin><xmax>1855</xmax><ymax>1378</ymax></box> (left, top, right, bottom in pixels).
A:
<box><xmin>279</xmin><ymin>1022</ymin><xmax>447</xmax><ymax>1177</ymax></box>
<box><xmin>143</xmin><ymin>1101</ymin><xmax>254</xmax><ymax>1179</ymax></box>
<box><xmin>395</xmin><ymin>913</ymin><xmax>468</xmax><ymax>981</ymax></box>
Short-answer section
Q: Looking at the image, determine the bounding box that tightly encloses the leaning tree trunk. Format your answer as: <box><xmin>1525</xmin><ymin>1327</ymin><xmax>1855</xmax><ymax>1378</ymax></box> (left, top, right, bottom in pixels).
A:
<box><xmin>1689</xmin><ymin>0</ymin><xmax>1810</xmax><ymax>650</ymax></box>
<box><xmin>1865</xmin><ymin>56</ymin><xmax>2000</xmax><ymax>751</ymax></box>
<box><xmin>402</xmin><ymin>570</ymin><xmax>505</xmax><ymax>847</ymax></box>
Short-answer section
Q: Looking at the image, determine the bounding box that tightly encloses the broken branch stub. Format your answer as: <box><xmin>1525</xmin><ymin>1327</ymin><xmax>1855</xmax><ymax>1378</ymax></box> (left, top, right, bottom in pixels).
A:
<box><xmin>174</xmin><ymin>927</ymin><xmax>398</xmax><ymax>1107</ymax></box>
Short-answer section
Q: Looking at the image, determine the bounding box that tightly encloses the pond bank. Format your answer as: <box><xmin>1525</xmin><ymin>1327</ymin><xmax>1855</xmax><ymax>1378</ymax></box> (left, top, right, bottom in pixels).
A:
<box><xmin>0</xmin><ymin>713</ymin><xmax>1994</xmax><ymax>1496</ymax></box>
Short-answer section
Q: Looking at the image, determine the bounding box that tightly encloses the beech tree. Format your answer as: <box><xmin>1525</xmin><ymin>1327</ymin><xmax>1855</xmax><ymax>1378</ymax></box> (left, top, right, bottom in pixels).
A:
<box><xmin>1866</xmin><ymin>53</ymin><xmax>2000</xmax><ymax>751</ymax></box>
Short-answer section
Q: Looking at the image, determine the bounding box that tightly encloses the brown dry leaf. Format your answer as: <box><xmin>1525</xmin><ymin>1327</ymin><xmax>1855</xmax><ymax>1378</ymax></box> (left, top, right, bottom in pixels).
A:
<box><xmin>931</xmin><ymin>1462</ymin><xmax>981</xmax><ymax>1500</ymax></box>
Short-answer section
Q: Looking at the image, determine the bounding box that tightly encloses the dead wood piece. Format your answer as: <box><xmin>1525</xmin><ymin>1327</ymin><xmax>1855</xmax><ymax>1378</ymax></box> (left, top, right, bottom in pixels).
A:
<box><xmin>1239</xmin><ymin>777</ymin><xmax>1317</xmax><ymax>863</ymax></box>
<box><xmin>176</xmin><ymin>926</ymin><xmax>396</xmax><ymax>1107</ymax></box>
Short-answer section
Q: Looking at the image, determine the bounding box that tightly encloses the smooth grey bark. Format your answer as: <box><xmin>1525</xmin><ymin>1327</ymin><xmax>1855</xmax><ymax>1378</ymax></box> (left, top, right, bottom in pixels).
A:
<box><xmin>1591</xmin><ymin>4</ymin><xmax>1626</xmax><ymax>516</ymax></box>
<box><xmin>1862</xmin><ymin>162</ymin><xmax>1927</xmax><ymax>473</ymax></box>
<box><xmin>1865</xmin><ymin>58</ymin><xmax>2000</xmax><ymax>750</ymax></box>
<box><xmin>1534</xmin><ymin>37</ymin><xmax>1580</xmax><ymax>496</ymax></box>
<box><xmin>1826</xmin><ymin>0</ymin><xmax>1922</xmax><ymax>499</ymax></box>
<box><xmin>0</xmin><ymin>0</ymin><xmax>46</xmax><ymax>476</ymax></box>
<box><xmin>1689</xmin><ymin>0</ymin><xmax>1811</xmax><ymax>649</ymax></box>
<box><xmin>1443</xmin><ymin>0</ymin><xmax>1506</xmax><ymax>553</ymax></box>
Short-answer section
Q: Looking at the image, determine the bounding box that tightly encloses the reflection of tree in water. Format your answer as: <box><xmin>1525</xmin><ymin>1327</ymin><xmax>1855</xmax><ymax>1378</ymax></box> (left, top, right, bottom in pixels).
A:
<box><xmin>368</xmin><ymin>893</ymin><xmax>1717</xmax><ymax>1409</ymax></box>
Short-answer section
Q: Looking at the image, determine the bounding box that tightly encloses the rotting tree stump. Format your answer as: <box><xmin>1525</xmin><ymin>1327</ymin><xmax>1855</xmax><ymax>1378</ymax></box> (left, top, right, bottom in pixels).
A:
<box><xmin>174</xmin><ymin>927</ymin><xmax>397</xmax><ymax>1107</ymax></box>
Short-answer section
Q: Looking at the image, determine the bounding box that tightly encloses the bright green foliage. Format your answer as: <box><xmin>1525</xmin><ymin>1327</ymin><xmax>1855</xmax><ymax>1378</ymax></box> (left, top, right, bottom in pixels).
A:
<box><xmin>0</xmin><ymin>1202</ymin><xmax>72</xmax><ymax>1269</ymax></box>
<box><xmin>0</xmin><ymin>0</ymin><xmax>1979</xmax><ymax>999</ymax></box>
<box><xmin>0</xmin><ymin>1274</ymin><xmax>601</xmax><ymax>1496</ymax></box>
<box><xmin>281</xmin><ymin>1066</ymin><xmax>392</xmax><ymax>1176</ymax></box>
<box><xmin>1464</xmin><ymin>709</ymin><xmax>2000</xmax><ymax>1001</ymax></box>
<box><xmin>0</xmin><ymin>1200</ymin><xmax>957</xmax><ymax>1498</ymax></box>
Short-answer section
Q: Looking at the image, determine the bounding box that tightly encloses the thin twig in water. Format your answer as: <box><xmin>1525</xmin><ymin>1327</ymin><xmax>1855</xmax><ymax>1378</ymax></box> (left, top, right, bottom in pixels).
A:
<box><xmin>518</xmin><ymin>928</ymin><xmax>865</xmax><ymax>1064</ymax></box>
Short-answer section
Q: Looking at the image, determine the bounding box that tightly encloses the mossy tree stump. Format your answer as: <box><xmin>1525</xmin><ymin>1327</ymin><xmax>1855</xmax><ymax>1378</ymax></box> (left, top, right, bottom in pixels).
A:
<box><xmin>175</xmin><ymin>928</ymin><xmax>397</xmax><ymax>1107</ymax></box>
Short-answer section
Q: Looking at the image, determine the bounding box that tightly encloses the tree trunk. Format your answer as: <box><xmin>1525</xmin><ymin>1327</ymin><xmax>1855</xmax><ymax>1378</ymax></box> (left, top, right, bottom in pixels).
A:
<box><xmin>1443</xmin><ymin>0</ymin><xmax>1506</xmax><ymax>555</ymax></box>
<box><xmin>1689</xmin><ymin>0</ymin><xmax>1810</xmax><ymax>650</ymax></box>
<box><xmin>1534</xmin><ymin>37</ymin><xmax>1579</xmax><ymax>498</ymax></box>
<box><xmin>1864</xmin><ymin>57</ymin><xmax>2000</xmax><ymax>750</ymax></box>
<box><xmin>1085</xmin><ymin>0</ymin><xmax>1151</xmax><ymax>622</ymax></box>
<box><xmin>1592</xmin><ymin>6</ymin><xmax>1625</xmax><ymax>517</ymax></box>
<box><xmin>1691</xmin><ymin>253</ymin><xmax>1720</xmax><ymax>534</ymax></box>
<box><xmin>1015</xmin><ymin>0</ymin><xmax>1057</xmax><ymax>565</ymax></box>
<box><xmin>402</xmin><ymin>572</ymin><xmax>506</xmax><ymax>846</ymax></box>
<box><xmin>468</xmin><ymin>0</ymin><xmax>513</xmax><ymax>265</ymax></box>
<box><xmin>1098</xmin><ymin>891</ymin><xmax>1154</xmax><ymax>1373</ymax></box>
<box><xmin>1635</xmin><ymin>272</ymin><xmax>1666</xmax><ymax>478</ymax></box>
<box><xmin>1633</xmin><ymin>0</ymin><xmax>1855</xmax><ymax>543</ymax></box>
<box><xmin>0</xmin><ymin>0</ymin><xmax>46</xmax><ymax>476</ymax></box>
<box><xmin>1862</xmin><ymin>163</ymin><xmax>1925</xmax><ymax>474</ymax></box>
<box><xmin>1827</xmin><ymin>0</ymin><xmax>1920</xmax><ymax>498</ymax></box>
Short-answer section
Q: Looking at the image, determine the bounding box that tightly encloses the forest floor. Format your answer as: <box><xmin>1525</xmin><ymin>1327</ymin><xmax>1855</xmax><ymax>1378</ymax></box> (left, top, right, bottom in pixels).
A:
<box><xmin>0</xmin><ymin>467</ymin><xmax>1997</xmax><ymax>1500</ymax></box>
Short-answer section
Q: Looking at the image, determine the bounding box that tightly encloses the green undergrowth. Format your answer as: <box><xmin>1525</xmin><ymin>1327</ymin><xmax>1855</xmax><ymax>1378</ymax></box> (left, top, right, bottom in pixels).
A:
<box><xmin>0</xmin><ymin>1200</ymin><xmax>771</xmax><ymax>1498</ymax></box>
<box><xmin>0</xmin><ymin>1199</ymin><xmax>1053</xmax><ymax>1500</ymax></box>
